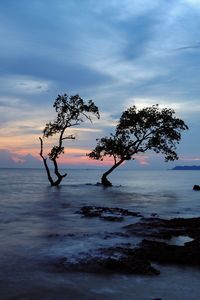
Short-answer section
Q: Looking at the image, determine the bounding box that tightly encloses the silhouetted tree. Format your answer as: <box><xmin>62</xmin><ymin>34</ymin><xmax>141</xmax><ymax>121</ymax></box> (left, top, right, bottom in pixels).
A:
<box><xmin>39</xmin><ymin>93</ymin><xmax>100</xmax><ymax>186</ymax></box>
<box><xmin>88</xmin><ymin>105</ymin><xmax>188</xmax><ymax>186</ymax></box>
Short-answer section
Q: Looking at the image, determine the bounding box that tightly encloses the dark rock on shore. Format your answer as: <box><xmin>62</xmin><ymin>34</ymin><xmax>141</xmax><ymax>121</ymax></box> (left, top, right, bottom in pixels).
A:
<box><xmin>78</xmin><ymin>205</ymin><xmax>141</xmax><ymax>221</ymax></box>
<box><xmin>100</xmin><ymin>215</ymin><xmax>124</xmax><ymax>222</ymax></box>
<box><xmin>53</xmin><ymin>215</ymin><xmax>200</xmax><ymax>276</ymax></box>
<box><xmin>193</xmin><ymin>184</ymin><xmax>200</xmax><ymax>190</ymax></box>
<box><xmin>124</xmin><ymin>217</ymin><xmax>200</xmax><ymax>240</ymax></box>
<box><xmin>124</xmin><ymin>216</ymin><xmax>200</xmax><ymax>267</ymax></box>
<box><xmin>54</xmin><ymin>246</ymin><xmax>160</xmax><ymax>275</ymax></box>
<box><xmin>140</xmin><ymin>238</ymin><xmax>200</xmax><ymax>266</ymax></box>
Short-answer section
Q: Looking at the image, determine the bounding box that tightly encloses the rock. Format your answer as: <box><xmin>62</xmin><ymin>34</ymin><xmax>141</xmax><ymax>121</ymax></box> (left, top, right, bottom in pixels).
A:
<box><xmin>100</xmin><ymin>215</ymin><xmax>124</xmax><ymax>222</ymax></box>
<box><xmin>78</xmin><ymin>205</ymin><xmax>141</xmax><ymax>221</ymax></box>
<box><xmin>54</xmin><ymin>246</ymin><xmax>160</xmax><ymax>275</ymax></box>
<box><xmin>140</xmin><ymin>239</ymin><xmax>200</xmax><ymax>265</ymax></box>
<box><xmin>47</xmin><ymin>233</ymin><xmax>60</xmax><ymax>238</ymax></box>
<box><xmin>124</xmin><ymin>217</ymin><xmax>200</xmax><ymax>240</ymax></box>
<box><xmin>123</xmin><ymin>216</ymin><xmax>200</xmax><ymax>267</ymax></box>
<box><xmin>193</xmin><ymin>185</ymin><xmax>200</xmax><ymax>190</ymax></box>
<box><xmin>52</xmin><ymin>214</ymin><xmax>200</xmax><ymax>275</ymax></box>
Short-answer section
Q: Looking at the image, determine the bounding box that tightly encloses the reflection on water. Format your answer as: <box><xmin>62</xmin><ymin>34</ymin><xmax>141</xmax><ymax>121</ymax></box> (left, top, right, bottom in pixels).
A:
<box><xmin>168</xmin><ymin>235</ymin><xmax>194</xmax><ymax>246</ymax></box>
<box><xmin>0</xmin><ymin>169</ymin><xmax>200</xmax><ymax>299</ymax></box>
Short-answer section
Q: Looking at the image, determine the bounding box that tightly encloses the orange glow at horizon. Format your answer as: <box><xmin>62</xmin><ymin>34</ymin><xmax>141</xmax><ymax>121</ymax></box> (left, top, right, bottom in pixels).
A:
<box><xmin>3</xmin><ymin>146</ymin><xmax>115</xmax><ymax>167</ymax></box>
<box><xmin>5</xmin><ymin>137</ymin><xmax>197</xmax><ymax>167</ymax></box>
<box><xmin>135</xmin><ymin>156</ymin><xmax>150</xmax><ymax>166</ymax></box>
<box><xmin>57</xmin><ymin>155</ymin><xmax>115</xmax><ymax>166</ymax></box>
<box><xmin>12</xmin><ymin>147</ymin><xmax>91</xmax><ymax>156</ymax></box>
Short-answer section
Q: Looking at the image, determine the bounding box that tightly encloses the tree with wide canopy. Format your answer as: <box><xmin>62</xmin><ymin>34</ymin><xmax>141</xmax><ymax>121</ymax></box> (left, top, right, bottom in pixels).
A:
<box><xmin>88</xmin><ymin>105</ymin><xmax>188</xmax><ymax>186</ymax></box>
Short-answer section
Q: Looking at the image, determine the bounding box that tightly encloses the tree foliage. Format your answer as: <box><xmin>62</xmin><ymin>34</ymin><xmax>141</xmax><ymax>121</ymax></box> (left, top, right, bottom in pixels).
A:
<box><xmin>40</xmin><ymin>93</ymin><xmax>100</xmax><ymax>186</ymax></box>
<box><xmin>88</xmin><ymin>105</ymin><xmax>188</xmax><ymax>186</ymax></box>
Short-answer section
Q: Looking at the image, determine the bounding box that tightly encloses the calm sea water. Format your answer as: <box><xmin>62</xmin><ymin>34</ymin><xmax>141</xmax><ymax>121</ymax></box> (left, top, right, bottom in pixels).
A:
<box><xmin>0</xmin><ymin>168</ymin><xmax>200</xmax><ymax>300</ymax></box>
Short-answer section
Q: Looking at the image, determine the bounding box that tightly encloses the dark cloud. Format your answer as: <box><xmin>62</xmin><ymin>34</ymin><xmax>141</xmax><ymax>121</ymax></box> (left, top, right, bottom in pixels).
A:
<box><xmin>0</xmin><ymin>149</ymin><xmax>42</xmax><ymax>168</ymax></box>
<box><xmin>17</xmin><ymin>126</ymin><xmax>42</xmax><ymax>135</ymax></box>
<box><xmin>0</xmin><ymin>150</ymin><xmax>15</xmax><ymax>168</ymax></box>
<box><xmin>175</xmin><ymin>44</ymin><xmax>200</xmax><ymax>51</ymax></box>
<box><xmin>0</xmin><ymin>56</ymin><xmax>112</xmax><ymax>91</ymax></box>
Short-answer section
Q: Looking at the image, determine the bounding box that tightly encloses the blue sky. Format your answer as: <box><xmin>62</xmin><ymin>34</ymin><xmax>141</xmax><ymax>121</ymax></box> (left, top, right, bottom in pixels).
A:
<box><xmin>0</xmin><ymin>0</ymin><xmax>200</xmax><ymax>169</ymax></box>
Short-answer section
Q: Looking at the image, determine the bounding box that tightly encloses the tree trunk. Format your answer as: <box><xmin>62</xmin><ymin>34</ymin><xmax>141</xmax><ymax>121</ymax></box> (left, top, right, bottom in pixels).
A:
<box><xmin>39</xmin><ymin>137</ymin><xmax>55</xmax><ymax>186</ymax></box>
<box><xmin>51</xmin><ymin>158</ymin><xmax>67</xmax><ymax>186</ymax></box>
<box><xmin>39</xmin><ymin>137</ymin><xmax>67</xmax><ymax>187</ymax></box>
<box><xmin>101</xmin><ymin>159</ymin><xmax>124</xmax><ymax>187</ymax></box>
<box><xmin>43</xmin><ymin>157</ymin><xmax>55</xmax><ymax>186</ymax></box>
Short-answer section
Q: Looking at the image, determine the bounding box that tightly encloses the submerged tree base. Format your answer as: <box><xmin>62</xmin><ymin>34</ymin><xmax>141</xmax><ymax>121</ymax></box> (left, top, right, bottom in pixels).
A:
<box><xmin>101</xmin><ymin>175</ymin><xmax>112</xmax><ymax>187</ymax></box>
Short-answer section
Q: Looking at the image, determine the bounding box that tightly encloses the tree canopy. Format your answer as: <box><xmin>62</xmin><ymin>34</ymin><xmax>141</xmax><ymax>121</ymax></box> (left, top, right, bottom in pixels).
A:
<box><xmin>88</xmin><ymin>105</ymin><xmax>188</xmax><ymax>186</ymax></box>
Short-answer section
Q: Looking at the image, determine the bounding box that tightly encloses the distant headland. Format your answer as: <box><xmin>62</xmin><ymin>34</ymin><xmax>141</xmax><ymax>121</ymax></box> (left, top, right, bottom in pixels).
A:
<box><xmin>172</xmin><ymin>165</ymin><xmax>200</xmax><ymax>170</ymax></box>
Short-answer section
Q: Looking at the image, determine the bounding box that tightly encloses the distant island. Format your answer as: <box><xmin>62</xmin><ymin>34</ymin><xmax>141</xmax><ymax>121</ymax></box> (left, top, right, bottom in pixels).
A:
<box><xmin>172</xmin><ymin>165</ymin><xmax>200</xmax><ymax>170</ymax></box>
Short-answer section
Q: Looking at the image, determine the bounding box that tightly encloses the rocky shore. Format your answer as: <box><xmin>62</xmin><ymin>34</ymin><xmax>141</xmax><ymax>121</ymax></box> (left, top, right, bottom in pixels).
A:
<box><xmin>53</xmin><ymin>206</ymin><xmax>200</xmax><ymax>276</ymax></box>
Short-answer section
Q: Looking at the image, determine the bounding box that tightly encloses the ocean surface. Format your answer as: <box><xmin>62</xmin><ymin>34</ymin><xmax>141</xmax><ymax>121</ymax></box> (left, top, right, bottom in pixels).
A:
<box><xmin>0</xmin><ymin>168</ymin><xmax>200</xmax><ymax>300</ymax></box>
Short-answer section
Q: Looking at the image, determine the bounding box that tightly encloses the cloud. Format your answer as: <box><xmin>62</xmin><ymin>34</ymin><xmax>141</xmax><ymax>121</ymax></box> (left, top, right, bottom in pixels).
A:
<box><xmin>0</xmin><ymin>76</ymin><xmax>51</xmax><ymax>94</ymax></box>
<box><xmin>175</xmin><ymin>43</ymin><xmax>200</xmax><ymax>51</ymax></box>
<box><xmin>0</xmin><ymin>1</ymin><xmax>200</xmax><ymax>168</ymax></box>
<box><xmin>89</xmin><ymin>0</ymin><xmax>160</xmax><ymax>20</ymax></box>
<box><xmin>125</xmin><ymin>97</ymin><xmax>200</xmax><ymax>114</ymax></box>
<box><xmin>135</xmin><ymin>155</ymin><xmax>150</xmax><ymax>166</ymax></box>
<box><xmin>179</xmin><ymin>156</ymin><xmax>200</xmax><ymax>162</ymax></box>
<box><xmin>182</xmin><ymin>0</ymin><xmax>200</xmax><ymax>6</ymax></box>
<box><xmin>0</xmin><ymin>149</ymin><xmax>41</xmax><ymax>168</ymax></box>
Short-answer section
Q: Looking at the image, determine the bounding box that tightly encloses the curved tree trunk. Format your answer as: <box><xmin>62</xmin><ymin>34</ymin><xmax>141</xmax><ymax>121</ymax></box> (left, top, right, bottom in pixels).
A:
<box><xmin>39</xmin><ymin>137</ymin><xmax>54</xmax><ymax>186</ymax></box>
<box><xmin>101</xmin><ymin>159</ymin><xmax>124</xmax><ymax>187</ymax></box>
<box><xmin>52</xmin><ymin>158</ymin><xmax>67</xmax><ymax>186</ymax></box>
<box><xmin>39</xmin><ymin>137</ymin><xmax>67</xmax><ymax>186</ymax></box>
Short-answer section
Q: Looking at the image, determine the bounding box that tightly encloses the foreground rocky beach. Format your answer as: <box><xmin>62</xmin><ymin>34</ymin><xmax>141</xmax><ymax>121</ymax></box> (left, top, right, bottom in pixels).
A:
<box><xmin>52</xmin><ymin>205</ymin><xmax>200</xmax><ymax>277</ymax></box>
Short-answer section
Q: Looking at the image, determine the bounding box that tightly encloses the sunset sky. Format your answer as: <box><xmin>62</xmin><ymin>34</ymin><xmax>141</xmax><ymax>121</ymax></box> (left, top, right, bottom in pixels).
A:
<box><xmin>0</xmin><ymin>0</ymin><xmax>200</xmax><ymax>169</ymax></box>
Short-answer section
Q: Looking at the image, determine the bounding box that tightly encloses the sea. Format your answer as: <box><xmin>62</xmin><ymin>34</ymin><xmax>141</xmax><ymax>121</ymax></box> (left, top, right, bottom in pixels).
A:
<box><xmin>0</xmin><ymin>168</ymin><xmax>200</xmax><ymax>300</ymax></box>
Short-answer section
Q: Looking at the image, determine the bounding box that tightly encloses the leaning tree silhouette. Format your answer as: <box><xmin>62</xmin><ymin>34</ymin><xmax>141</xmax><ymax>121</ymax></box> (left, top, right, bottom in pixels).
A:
<box><xmin>88</xmin><ymin>105</ymin><xmax>188</xmax><ymax>187</ymax></box>
<box><xmin>39</xmin><ymin>93</ymin><xmax>99</xmax><ymax>186</ymax></box>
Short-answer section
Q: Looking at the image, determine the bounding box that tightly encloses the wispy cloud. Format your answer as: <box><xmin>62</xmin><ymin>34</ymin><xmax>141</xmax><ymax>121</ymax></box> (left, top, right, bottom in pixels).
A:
<box><xmin>0</xmin><ymin>76</ymin><xmax>51</xmax><ymax>94</ymax></box>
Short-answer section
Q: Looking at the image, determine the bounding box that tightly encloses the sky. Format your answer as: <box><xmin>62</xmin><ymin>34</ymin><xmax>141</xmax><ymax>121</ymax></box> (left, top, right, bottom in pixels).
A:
<box><xmin>0</xmin><ymin>0</ymin><xmax>200</xmax><ymax>169</ymax></box>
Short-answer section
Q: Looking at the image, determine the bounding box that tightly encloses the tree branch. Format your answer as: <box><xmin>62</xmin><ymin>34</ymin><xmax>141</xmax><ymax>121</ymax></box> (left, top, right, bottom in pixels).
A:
<box><xmin>62</xmin><ymin>135</ymin><xmax>76</xmax><ymax>140</ymax></box>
